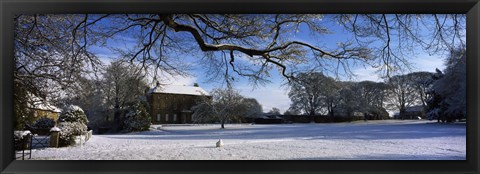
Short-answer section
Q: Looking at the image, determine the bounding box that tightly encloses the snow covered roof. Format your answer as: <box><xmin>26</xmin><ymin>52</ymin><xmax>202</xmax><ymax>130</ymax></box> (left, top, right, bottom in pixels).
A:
<box><xmin>148</xmin><ymin>85</ymin><xmax>209</xmax><ymax>96</ymax></box>
<box><xmin>27</xmin><ymin>93</ymin><xmax>61</xmax><ymax>113</ymax></box>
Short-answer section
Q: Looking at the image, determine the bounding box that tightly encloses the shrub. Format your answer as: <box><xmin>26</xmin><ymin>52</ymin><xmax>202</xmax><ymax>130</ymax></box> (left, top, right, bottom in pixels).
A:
<box><xmin>57</xmin><ymin>122</ymin><xmax>87</xmax><ymax>147</ymax></box>
<box><xmin>33</xmin><ymin>117</ymin><xmax>55</xmax><ymax>129</ymax></box>
<box><xmin>123</xmin><ymin>102</ymin><xmax>151</xmax><ymax>132</ymax></box>
<box><xmin>56</xmin><ymin>105</ymin><xmax>89</xmax><ymax>146</ymax></box>
<box><xmin>59</xmin><ymin>105</ymin><xmax>88</xmax><ymax>124</ymax></box>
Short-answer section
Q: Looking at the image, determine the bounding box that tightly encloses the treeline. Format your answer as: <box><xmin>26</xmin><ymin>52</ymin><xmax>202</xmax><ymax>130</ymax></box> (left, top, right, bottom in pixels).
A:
<box><xmin>285</xmin><ymin>47</ymin><xmax>466</xmax><ymax>123</ymax></box>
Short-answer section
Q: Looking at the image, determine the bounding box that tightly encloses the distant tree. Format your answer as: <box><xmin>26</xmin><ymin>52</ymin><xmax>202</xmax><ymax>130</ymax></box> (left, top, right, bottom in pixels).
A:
<box><xmin>426</xmin><ymin>48</ymin><xmax>466</xmax><ymax>122</ymax></box>
<box><xmin>336</xmin><ymin>82</ymin><xmax>366</xmax><ymax>120</ymax></box>
<box><xmin>192</xmin><ymin>87</ymin><xmax>246</xmax><ymax>129</ymax></box>
<box><xmin>65</xmin><ymin>76</ymin><xmax>107</xmax><ymax>129</ymax></box>
<box><xmin>242</xmin><ymin>98</ymin><xmax>263</xmax><ymax>118</ymax></box>
<box><xmin>386</xmin><ymin>74</ymin><xmax>418</xmax><ymax>119</ymax></box>
<box><xmin>288</xmin><ymin>72</ymin><xmax>338</xmax><ymax>121</ymax></box>
<box><xmin>267</xmin><ymin>107</ymin><xmax>281</xmax><ymax>115</ymax></box>
<box><xmin>385</xmin><ymin>71</ymin><xmax>435</xmax><ymax>119</ymax></box>
<box><xmin>283</xmin><ymin>109</ymin><xmax>300</xmax><ymax>115</ymax></box>
<box><xmin>102</xmin><ymin>60</ymin><xmax>148</xmax><ymax>131</ymax></box>
<box><xmin>407</xmin><ymin>72</ymin><xmax>435</xmax><ymax>108</ymax></box>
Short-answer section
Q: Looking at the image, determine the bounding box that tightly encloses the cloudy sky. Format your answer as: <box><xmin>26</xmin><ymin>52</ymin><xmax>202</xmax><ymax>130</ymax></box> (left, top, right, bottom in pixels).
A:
<box><xmin>90</xmin><ymin>15</ymin><xmax>450</xmax><ymax>113</ymax></box>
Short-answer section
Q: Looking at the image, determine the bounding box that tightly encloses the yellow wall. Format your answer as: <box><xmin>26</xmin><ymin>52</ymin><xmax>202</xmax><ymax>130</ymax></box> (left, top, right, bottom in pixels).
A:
<box><xmin>34</xmin><ymin>110</ymin><xmax>60</xmax><ymax>125</ymax></box>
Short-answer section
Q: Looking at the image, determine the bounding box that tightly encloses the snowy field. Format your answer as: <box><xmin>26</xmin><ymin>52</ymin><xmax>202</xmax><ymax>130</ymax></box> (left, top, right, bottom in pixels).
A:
<box><xmin>27</xmin><ymin>120</ymin><xmax>465</xmax><ymax>160</ymax></box>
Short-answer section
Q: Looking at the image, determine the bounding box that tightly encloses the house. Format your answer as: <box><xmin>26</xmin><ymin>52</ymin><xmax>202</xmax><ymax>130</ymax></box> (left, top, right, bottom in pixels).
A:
<box><xmin>146</xmin><ymin>83</ymin><xmax>210</xmax><ymax>124</ymax></box>
<box><xmin>27</xmin><ymin>94</ymin><xmax>61</xmax><ymax>125</ymax></box>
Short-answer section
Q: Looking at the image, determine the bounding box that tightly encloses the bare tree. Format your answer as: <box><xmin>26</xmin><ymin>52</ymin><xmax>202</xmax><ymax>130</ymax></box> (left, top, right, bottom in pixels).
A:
<box><xmin>192</xmin><ymin>87</ymin><xmax>246</xmax><ymax>129</ymax></box>
<box><xmin>336</xmin><ymin>82</ymin><xmax>365</xmax><ymax>121</ymax></box>
<box><xmin>408</xmin><ymin>72</ymin><xmax>435</xmax><ymax>108</ymax></box>
<box><xmin>14</xmin><ymin>15</ymin><xmax>102</xmax><ymax>129</ymax></box>
<box><xmin>288</xmin><ymin>72</ymin><xmax>338</xmax><ymax>121</ymax></box>
<box><xmin>386</xmin><ymin>74</ymin><xmax>419</xmax><ymax>119</ymax></box>
<box><xmin>102</xmin><ymin>60</ymin><xmax>148</xmax><ymax>131</ymax></box>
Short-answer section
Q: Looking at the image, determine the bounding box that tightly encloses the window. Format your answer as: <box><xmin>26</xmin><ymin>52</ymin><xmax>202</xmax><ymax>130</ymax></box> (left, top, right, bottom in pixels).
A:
<box><xmin>156</xmin><ymin>114</ymin><xmax>160</xmax><ymax>121</ymax></box>
<box><xmin>173</xmin><ymin>114</ymin><xmax>177</xmax><ymax>121</ymax></box>
<box><xmin>165</xmin><ymin>114</ymin><xmax>169</xmax><ymax>122</ymax></box>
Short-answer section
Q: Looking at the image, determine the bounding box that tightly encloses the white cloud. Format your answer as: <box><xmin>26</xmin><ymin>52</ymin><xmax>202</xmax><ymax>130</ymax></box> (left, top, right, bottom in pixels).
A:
<box><xmin>158</xmin><ymin>74</ymin><xmax>198</xmax><ymax>87</ymax></box>
<box><xmin>351</xmin><ymin>66</ymin><xmax>382</xmax><ymax>82</ymax></box>
<box><xmin>411</xmin><ymin>54</ymin><xmax>445</xmax><ymax>72</ymax></box>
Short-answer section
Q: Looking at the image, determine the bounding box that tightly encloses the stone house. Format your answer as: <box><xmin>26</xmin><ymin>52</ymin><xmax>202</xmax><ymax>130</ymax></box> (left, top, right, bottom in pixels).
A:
<box><xmin>28</xmin><ymin>94</ymin><xmax>62</xmax><ymax>125</ymax></box>
<box><xmin>146</xmin><ymin>84</ymin><xmax>210</xmax><ymax>124</ymax></box>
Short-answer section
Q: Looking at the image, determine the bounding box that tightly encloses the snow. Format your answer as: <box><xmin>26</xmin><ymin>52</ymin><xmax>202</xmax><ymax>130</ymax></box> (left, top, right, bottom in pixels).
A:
<box><xmin>27</xmin><ymin>93</ymin><xmax>61</xmax><ymax>113</ymax></box>
<box><xmin>49</xmin><ymin>127</ymin><xmax>61</xmax><ymax>132</ymax></box>
<box><xmin>64</xmin><ymin>105</ymin><xmax>84</xmax><ymax>113</ymax></box>
<box><xmin>148</xmin><ymin>85</ymin><xmax>209</xmax><ymax>96</ymax></box>
<box><xmin>26</xmin><ymin>120</ymin><xmax>465</xmax><ymax>160</ymax></box>
<box><xmin>14</xmin><ymin>130</ymin><xmax>31</xmax><ymax>138</ymax></box>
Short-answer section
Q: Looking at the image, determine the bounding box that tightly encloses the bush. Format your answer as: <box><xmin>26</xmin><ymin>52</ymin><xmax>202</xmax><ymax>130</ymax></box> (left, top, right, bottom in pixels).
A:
<box><xmin>57</xmin><ymin>122</ymin><xmax>87</xmax><ymax>147</ymax></box>
<box><xmin>123</xmin><ymin>102</ymin><xmax>151</xmax><ymax>132</ymax></box>
<box><xmin>56</xmin><ymin>105</ymin><xmax>89</xmax><ymax>147</ymax></box>
<box><xmin>59</xmin><ymin>105</ymin><xmax>88</xmax><ymax>124</ymax></box>
<box><xmin>33</xmin><ymin>117</ymin><xmax>55</xmax><ymax>129</ymax></box>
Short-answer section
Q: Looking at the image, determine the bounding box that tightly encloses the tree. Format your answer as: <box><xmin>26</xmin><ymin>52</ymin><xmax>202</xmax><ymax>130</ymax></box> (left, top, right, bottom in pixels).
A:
<box><xmin>15</xmin><ymin>14</ymin><xmax>465</xmax><ymax>86</ymax></box>
<box><xmin>267</xmin><ymin>107</ymin><xmax>281</xmax><ymax>115</ymax></box>
<box><xmin>283</xmin><ymin>109</ymin><xmax>300</xmax><ymax>115</ymax></box>
<box><xmin>14</xmin><ymin>15</ymin><xmax>100</xmax><ymax>130</ymax></box>
<box><xmin>192</xmin><ymin>87</ymin><xmax>247</xmax><ymax>129</ymax></box>
<box><xmin>408</xmin><ymin>72</ymin><xmax>435</xmax><ymax>108</ymax></box>
<box><xmin>288</xmin><ymin>72</ymin><xmax>338</xmax><ymax>120</ymax></box>
<box><xmin>426</xmin><ymin>47</ymin><xmax>466</xmax><ymax>122</ymax></box>
<box><xmin>385</xmin><ymin>71</ymin><xmax>435</xmax><ymax>119</ymax></box>
<box><xmin>353</xmin><ymin>81</ymin><xmax>390</xmax><ymax>119</ymax></box>
<box><xmin>336</xmin><ymin>83</ymin><xmax>364</xmax><ymax>121</ymax></box>
<box><xmin>65</xmin><ymin>76</ymin><xmax>107</xmax><ymax>129</ymax></box>
<box><xmin>242</xmin><ymin>98</ymin><xmax>263</xmax><ymax>118</ymax></box>
<box><xmin>386</xmin><ymin>74</ymin><xmax>418</xmax><ymax>119</ymax></box>
<box><xmin>102</xmin><ymin>60</ymin><xmax>148</xmax><ymax>131</ymax></box>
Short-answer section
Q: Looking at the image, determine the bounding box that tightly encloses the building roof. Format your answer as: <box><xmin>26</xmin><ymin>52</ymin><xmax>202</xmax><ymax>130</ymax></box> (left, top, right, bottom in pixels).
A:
<box><xmin>148</xmin><ymin>85</ymin><xmax>209</xmax><ymax>96</ymax></box>
<box><xmin>27</xmin><ymin>93</ymin><xmax>61</xmax><ymax>113</ymax></box>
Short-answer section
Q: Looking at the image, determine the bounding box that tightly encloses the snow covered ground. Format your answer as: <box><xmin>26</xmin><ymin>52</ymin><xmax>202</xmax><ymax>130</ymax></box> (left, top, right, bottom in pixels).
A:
<box><xmin>27</xmin><ymin>120</ymin><xmax>466</xmax><ymax>160</ymax></box>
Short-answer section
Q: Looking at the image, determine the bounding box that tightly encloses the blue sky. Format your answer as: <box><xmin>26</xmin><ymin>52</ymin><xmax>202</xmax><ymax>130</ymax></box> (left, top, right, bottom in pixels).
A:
<box><xmin>89</xmin><ymin>15</ymin><xmax>451</xmax><ymax>113</ymax></box>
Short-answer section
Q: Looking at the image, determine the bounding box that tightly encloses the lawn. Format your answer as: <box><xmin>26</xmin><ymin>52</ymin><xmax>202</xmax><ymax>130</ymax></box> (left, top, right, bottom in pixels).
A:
<box><xmin>29</xmin><ymin>120</ymin><xmax>466</xmax><ymax>160</ymax></box>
